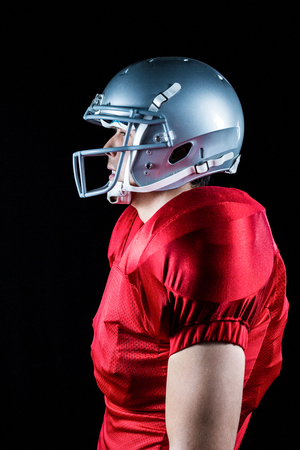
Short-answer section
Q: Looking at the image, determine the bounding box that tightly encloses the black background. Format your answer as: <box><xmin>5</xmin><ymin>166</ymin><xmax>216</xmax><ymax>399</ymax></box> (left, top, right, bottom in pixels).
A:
<box><xmin>1</xmin><ymin>3</ymin><xmax>298</xmax><ymax>449</ymax></box>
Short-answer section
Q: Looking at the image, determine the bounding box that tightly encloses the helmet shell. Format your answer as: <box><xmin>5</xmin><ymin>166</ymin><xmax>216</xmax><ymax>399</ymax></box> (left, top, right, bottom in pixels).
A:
<box><xmin>101</xmin><ymin>57</ymin><xmax>244</xmax><ymax>188</ymax></box>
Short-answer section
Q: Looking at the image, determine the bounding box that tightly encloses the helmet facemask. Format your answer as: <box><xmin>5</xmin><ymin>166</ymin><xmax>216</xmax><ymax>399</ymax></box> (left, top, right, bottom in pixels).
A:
<box><xmin>73</xmin><ymin>83</ymin><xmax>188</xmax><ymax>203</ymax></box>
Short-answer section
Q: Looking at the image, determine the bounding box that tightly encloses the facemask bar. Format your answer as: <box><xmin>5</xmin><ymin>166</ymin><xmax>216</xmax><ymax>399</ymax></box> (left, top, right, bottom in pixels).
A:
<box><xmin>72</xmin><ymin>108</ymin><xmax>170</xmax><ymax>198</ymax></box>
<box><xmin>84</xmin><ymin>104</ymin><xmax>170</xmax><ymax>129</ymax></box>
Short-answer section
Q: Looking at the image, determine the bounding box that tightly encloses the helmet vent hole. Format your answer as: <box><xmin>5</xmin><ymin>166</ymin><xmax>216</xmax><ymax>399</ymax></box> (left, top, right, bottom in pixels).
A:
<box><xmin>169</xmin><ymin>143</ymin><xmax>192</xmax><ymax>165</ymax></box>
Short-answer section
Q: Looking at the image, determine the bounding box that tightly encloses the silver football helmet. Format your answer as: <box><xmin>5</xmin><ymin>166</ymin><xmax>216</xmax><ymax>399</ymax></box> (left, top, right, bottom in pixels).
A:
<box><xmin>73</xmin><ymin>57</ymin><xmax>244</xmax><ymax>204</ymax></box>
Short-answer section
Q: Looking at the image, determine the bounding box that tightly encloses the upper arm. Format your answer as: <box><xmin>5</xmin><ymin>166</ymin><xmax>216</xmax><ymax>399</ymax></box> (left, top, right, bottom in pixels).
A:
<box><xmin>165</xmin><ymin>342</ymin><xmax>245</xmax><ymax>450</ymax></box>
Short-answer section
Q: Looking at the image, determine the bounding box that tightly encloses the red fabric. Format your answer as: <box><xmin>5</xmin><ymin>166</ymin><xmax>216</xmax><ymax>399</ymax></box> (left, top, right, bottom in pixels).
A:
<box><xmin>91</xmin><ymin>187</ymin><xmax>289</xmax><ymax>449</ymax></box>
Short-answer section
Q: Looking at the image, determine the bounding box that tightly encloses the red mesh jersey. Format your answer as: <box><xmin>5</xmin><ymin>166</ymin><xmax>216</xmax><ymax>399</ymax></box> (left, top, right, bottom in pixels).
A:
<box><xmin>91</xmin><ymin>187</ymin><xmax>289</xmax><ymax>449</ymax></box>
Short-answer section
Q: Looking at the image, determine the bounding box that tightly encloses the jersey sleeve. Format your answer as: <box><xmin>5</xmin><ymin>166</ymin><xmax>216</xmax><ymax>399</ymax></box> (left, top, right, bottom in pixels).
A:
<box><xmin>166</xmin><ymin>206</ymin><xmax>275</xmax><ymax>355</ymax></box>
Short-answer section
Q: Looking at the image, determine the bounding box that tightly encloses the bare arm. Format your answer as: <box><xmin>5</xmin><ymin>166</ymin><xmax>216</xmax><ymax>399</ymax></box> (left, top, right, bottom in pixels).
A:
<box><xmin>165</xmin><ymin>342</ymin><xmax>245</xmax><ymax>450</ymax></box>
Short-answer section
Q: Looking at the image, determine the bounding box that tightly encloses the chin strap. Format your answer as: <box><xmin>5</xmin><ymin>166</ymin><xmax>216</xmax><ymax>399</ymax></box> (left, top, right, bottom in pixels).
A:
<box><xmin>107</xmin><ymin>181</ymin><xmax>132</xmax><ymax>204</ymax></box>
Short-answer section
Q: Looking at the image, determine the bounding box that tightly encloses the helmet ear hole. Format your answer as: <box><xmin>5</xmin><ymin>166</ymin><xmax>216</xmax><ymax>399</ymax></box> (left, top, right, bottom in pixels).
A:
<box><xmin>169</xmin><ymin>143</ymin><xmax>192</xmax><ymax>164</ymax></box>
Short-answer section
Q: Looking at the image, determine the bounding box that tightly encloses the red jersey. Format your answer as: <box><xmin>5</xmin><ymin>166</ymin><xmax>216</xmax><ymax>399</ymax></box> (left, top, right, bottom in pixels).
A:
<box><xmin>91</xmin><ymin>187</ymin><xmax>288</xmax><ymax>449</ymax></box>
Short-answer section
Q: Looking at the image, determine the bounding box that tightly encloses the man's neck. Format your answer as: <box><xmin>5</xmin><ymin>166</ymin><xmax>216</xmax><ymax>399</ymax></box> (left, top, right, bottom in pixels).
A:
<box><xmin>131</xmin><ymin>183</ymin><xmax>192</xmax><ymax>223</ymax></box>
